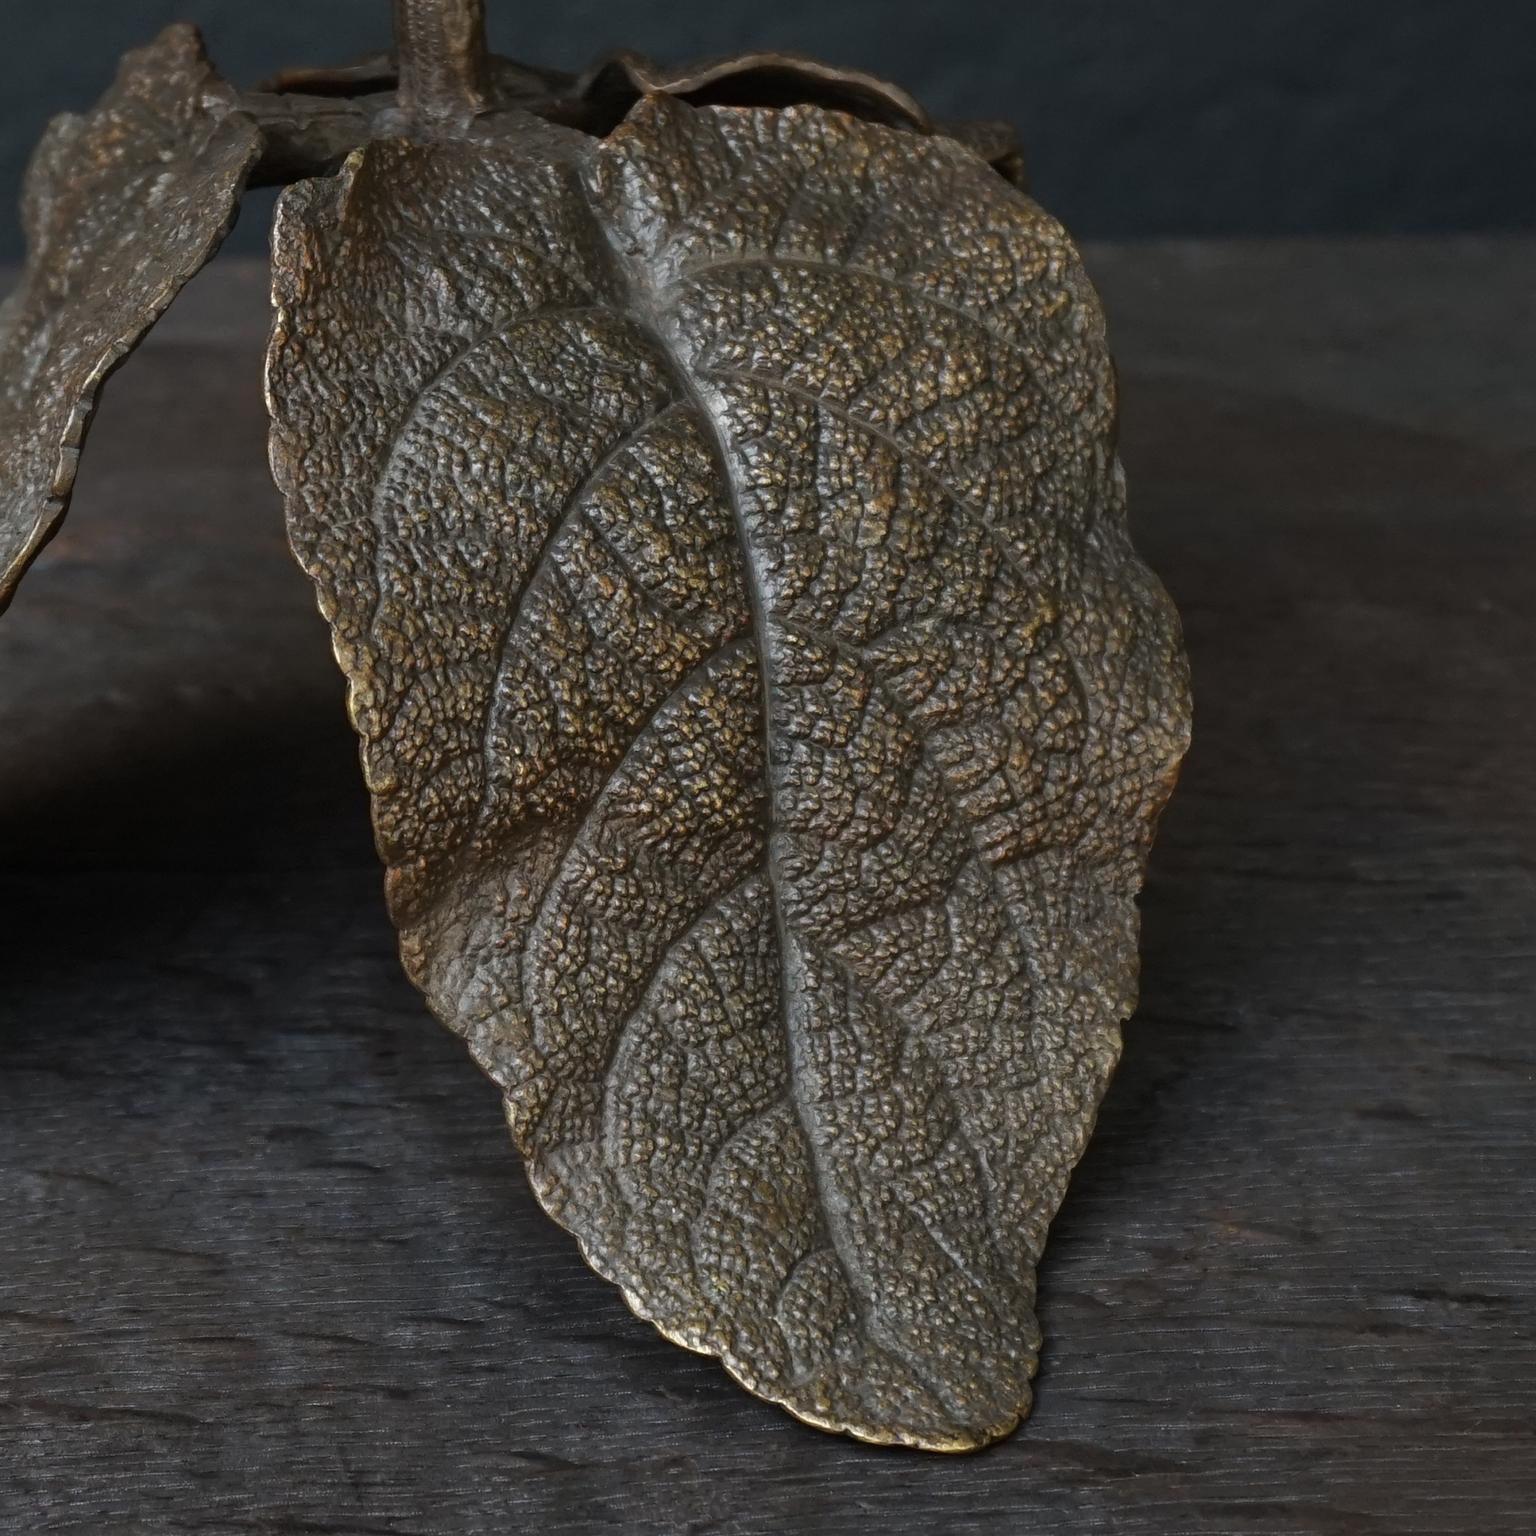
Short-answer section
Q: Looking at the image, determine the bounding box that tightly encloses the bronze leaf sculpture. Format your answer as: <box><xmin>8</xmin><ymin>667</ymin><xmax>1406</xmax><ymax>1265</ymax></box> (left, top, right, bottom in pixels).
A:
<box><xmin>0</xmin><ymin>0</ymin><xmax>1191</xmax><ymax>1449</ymax></box>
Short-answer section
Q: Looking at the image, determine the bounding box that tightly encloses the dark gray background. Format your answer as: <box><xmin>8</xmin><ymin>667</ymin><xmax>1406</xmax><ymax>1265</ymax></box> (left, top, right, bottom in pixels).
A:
<box><xmin>3</xmin><ymin>0</ymin><xmax>1534</xmax><ymax>259</ymax></box>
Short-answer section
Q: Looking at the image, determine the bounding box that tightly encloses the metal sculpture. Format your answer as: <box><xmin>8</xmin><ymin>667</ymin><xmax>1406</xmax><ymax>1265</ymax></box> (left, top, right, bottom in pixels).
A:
<box><xmin>0</xmin><ymin>0</ymin><xmax>1190</xmax><ymax>1449</ymax></box>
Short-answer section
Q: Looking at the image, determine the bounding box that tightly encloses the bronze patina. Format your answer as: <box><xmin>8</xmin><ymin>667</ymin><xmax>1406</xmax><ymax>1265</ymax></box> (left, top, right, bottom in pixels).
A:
<box><xmin>0</xmin><ymin>0</ymin><xmax>1190</xmax><ymax>1449</ymax></box>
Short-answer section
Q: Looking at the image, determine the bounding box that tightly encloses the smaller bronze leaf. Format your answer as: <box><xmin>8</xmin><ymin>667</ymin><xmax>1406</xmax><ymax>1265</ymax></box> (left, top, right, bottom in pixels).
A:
<box><xmin>0</xmin><ymin>24</ymin><xmax>259</xmax><ymax>614</ymax></box>
<box><xmin>571</xmin><ymin>50</ymin><xmax>1025</xmax><ymax>182</ymax></box>
<box><xmin>573</xmin><ymin>48</ymin><xmax>932</xmax><ymax>132</ymax></box>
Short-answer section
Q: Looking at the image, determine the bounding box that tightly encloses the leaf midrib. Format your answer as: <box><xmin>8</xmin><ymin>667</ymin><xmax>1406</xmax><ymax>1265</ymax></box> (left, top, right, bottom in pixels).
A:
<box><xmin>570</xmin><ymin>159</ymin><xmax>877</xmax><ymax>1373</ymax></box>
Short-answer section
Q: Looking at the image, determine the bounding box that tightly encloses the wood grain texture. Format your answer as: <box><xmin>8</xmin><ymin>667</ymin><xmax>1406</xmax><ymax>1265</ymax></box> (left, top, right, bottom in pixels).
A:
<box><xmin>2</xmin><ymin>240</ymin><xmax>1533</xmax><ymax>1531</ymax></box>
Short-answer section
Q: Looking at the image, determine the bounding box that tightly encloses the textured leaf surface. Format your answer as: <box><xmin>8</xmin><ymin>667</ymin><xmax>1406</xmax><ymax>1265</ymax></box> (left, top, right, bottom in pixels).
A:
<box><xmin>266</xmin><ymin>97</ymin><xmax>1189</xmax><ymax>1449</ymax></box>
<box><xmin>0</xmin><ymin>25</ymin><xmax>258</xmax><ymax>613</ymax></box>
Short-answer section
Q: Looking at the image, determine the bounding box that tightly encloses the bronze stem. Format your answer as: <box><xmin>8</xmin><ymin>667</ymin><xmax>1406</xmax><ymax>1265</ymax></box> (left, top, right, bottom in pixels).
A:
<box><xmin>393</xmin><ymin>0</ymin><xmax>491</xmax><ymax>123</ymax></box>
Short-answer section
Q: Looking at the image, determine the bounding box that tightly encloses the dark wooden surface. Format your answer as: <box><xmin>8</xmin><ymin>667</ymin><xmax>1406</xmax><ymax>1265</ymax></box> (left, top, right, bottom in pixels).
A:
<box><xmin>2</xmin><ymin>239</ymin><xmax>1532</xmax><ymax>1533</ymax></box>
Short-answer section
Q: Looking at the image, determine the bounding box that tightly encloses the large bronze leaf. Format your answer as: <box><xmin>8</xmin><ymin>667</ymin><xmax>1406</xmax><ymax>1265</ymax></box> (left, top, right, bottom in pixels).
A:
<box><xmin>267</xmin><ymin>96</ymin><xmax>1189</xmax><ymax>1449</ymax></box>
<box><xmin>0</xmin><ymin>25</ymin><xmax>258</xmax><ymax>613</ymax></box>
